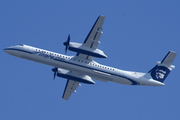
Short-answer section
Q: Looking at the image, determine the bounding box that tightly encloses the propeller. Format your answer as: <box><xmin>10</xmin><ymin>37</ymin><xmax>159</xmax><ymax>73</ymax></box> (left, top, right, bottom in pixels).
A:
<box><xmin>52</xmin><ymin>67</ymin><xmax>58</xmax><ymax>80</ymax></box>
<box><xmin>63</xmin><ymin>34</ymin><xmax>70</xmax><ymax>54</ymax></box>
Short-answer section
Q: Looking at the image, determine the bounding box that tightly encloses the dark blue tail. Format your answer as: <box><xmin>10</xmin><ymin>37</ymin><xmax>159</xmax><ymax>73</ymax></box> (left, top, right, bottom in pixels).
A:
<box><xmin>148</xmin><ymin>65</ymin><xmax>171</xmax><ymax>82</ymax></box>
<box><xmin>148</xmin><ymin>51</ymin><xmax>176</xmax><ymax>83</ymax></box>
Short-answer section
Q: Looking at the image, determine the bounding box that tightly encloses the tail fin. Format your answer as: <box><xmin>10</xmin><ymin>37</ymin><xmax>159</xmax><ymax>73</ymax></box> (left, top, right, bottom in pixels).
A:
<box><xmin>147</xmin><ymin>51</ymin><xmax>177</xmax><ymax>83</ymax></box>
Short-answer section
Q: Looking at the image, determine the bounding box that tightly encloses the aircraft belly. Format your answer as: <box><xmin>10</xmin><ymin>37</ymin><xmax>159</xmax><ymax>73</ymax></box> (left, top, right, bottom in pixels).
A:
<box><xmin>112</xmin><ymin>76</ymin><xmax>132</xmax><ymax>85</ymax></box>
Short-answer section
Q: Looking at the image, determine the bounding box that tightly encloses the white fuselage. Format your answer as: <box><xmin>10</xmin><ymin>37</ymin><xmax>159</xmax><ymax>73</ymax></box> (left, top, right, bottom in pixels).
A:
<box><xmin>4</xmin><ymin>44</ymin><xmax>165</xmax><ymax>86</ymax></box>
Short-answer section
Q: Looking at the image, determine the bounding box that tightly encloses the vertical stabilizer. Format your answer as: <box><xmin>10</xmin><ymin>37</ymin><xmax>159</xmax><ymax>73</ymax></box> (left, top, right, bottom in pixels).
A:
<box><xmin>147</xmin><ymin>51</ymin><xmax>177</xmax><ymax>83</ymax></box>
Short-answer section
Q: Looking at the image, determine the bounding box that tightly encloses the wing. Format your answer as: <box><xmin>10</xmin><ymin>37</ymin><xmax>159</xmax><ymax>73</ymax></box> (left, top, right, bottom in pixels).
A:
<box><xmin>83</xmin><ymin>15</ymin><xmax>105</xmax><ymax>49</ymax></box>
<box><xmin>76</xmin><ymin>15</ymin><xmax>105</xmax><ymax>60</ymax></box>
<box><xmin>62</xmin><ymin>79</ymin><xmax>80</xmax><ymax>100</ymax></box>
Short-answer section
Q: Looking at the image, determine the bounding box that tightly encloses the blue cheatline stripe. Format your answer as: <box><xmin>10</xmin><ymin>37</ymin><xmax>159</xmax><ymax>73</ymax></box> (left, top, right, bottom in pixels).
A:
<box><xmin>8</xmin><ymin>48</ymin><xmax>140</xmax><ymax>85</ymax></box>
<box><xmin>4</xmin><ymin>48</ymin><xmax>33</xmax><ymax>54</ymax></box>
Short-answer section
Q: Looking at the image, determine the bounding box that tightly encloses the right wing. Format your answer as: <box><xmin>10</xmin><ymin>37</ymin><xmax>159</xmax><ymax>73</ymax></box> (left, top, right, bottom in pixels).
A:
<box><xmin>83</xmin><ymin>15</ymin><xmax>105</xmax><ymax>49</ymax></box>
<box><xmin>76</xmin><ymin>15</ymin><xmax>105</xmax><ymax>60</ymax></box>
<box><xmin>62</xmin><ymin>79</ymin><xmax>80</xmax><ymax>100</ymax></box>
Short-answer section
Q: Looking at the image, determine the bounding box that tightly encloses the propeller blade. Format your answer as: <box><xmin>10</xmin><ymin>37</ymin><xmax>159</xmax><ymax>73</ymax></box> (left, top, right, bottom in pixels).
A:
<box><xmin>65</xmin><ymin>46</ymin><xmax>68</xmax><ymax>54</ymax></box>
<box><xmin>52</xmin><ymin>67</ymin><xmax>58</xmax><ymax>80</ymax></box>
<box><xmin>53</xmin><ymin>71</ymin><xmax>57</xmax><ymax>80</ymax></box>
<box><xmin>67</xmin><ymin>34</ymin><xmax>70</xmax><ymax>43</ymax></box>
<box><xmin>63</xmin><ymin>34</ymin><xmax>70</xmax><ymax>54</ymax></box>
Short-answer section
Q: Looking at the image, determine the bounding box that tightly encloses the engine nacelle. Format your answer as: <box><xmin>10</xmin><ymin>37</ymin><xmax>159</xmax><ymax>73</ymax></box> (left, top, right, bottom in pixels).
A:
<box><xmin>67</xmin><ymin>42</ymin><xmax>107</xmax><ymax>58</ymax></box>
<box><xmin>54</xmin><ymin>68</ymin><xmax>95</xmax><ymax>84</ymax></box>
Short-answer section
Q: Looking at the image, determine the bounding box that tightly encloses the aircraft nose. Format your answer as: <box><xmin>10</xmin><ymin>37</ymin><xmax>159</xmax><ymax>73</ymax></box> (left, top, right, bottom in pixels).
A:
<box><xmin>3</xmin><ymin>48</ymin><xmax>10</xmax><ymax>54</ymax></box>
<box><xmin>3</xmin><ymin>46</ymin><xmax>14</xmax><ymax>54</ymax></box>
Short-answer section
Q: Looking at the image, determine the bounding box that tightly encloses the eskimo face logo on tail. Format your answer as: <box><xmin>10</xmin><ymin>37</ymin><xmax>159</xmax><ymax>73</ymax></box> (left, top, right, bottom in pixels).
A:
<box><xmin>150</xmin><ymin>66</ymin><xmax>170</xmax><ymax>82</ymax></box>
<box><xmin>155</xmin><ymin>69</ymin><xmax>166</xmax><ymax>79</ymax></box>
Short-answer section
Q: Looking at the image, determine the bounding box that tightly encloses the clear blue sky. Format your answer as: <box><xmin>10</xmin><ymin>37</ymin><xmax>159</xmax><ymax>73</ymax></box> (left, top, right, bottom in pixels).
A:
<box><xmin>1</xmin><ymin>0</ymin><xmax>180</xmax><ymax>120</ymax></box>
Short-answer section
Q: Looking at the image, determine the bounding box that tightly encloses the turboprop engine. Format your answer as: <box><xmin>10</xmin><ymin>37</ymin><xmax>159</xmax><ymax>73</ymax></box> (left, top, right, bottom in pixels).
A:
<box><xmin>63</xmin><ymin>35</ymin><xmax>107</xmax><ymax>58</ymax></box>
<box><xmin>52</xmin><ymin>68</ymin><xmax>95</xmax><ymax>84</ymax></box>
<box><xmin>68</xmin><ymin>42</ymin><xmax>107</xmax><ymax>58</ymax></box>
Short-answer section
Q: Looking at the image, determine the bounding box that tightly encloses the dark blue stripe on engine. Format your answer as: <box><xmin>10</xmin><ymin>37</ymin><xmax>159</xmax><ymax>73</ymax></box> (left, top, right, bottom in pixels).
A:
<box><xmin>69</xmin><ymin>47</ymin><xmax>106</xmax><ymax>58</ymax></box>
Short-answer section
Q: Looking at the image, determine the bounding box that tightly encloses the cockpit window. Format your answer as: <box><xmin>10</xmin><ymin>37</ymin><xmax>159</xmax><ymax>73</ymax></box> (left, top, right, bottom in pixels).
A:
<box><xmin>18</xmin><ymin>44</ymin><xmax>24</xmax><ymax>46</ymax></box>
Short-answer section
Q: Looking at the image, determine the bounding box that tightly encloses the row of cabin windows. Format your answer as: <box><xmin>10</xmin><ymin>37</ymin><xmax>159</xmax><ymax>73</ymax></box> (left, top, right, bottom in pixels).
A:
<box><xmin>36</xmin><ymin>49</ymin><xmax>115</xmax><ymax>71</ymax></box>
<box><xmin>76</xmin><ymin>60</ymin><xmax>115</xmax><ymax>71</ymax></box>
<box><xmin>37</xmin><ymin>49</ymin><xmax>70</xmax><ymax>59</ymax></box>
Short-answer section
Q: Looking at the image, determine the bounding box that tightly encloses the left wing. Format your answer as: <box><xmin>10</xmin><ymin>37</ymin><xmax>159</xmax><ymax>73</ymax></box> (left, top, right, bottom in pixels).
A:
<box><xmin>76</xmin><ymin>15</ymin><xmax>105</xmax><ymax>60</ymax></box>
<box><xmin>62</xmin><ymin>79</ymin><xmax>80</xmax><ymax>100</ymax></box>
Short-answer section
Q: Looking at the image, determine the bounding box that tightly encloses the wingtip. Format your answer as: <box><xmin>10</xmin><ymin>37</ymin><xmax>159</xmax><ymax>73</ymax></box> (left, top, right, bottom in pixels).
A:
<box><xmin>99</xmin><ymin>15</ymin><xmax>105</xmax><ymax>18</ymax></box>
<box><xmin>169</xmin><ymin>51</ymin><xmax>177</xmax><ymax>54</ymax></box>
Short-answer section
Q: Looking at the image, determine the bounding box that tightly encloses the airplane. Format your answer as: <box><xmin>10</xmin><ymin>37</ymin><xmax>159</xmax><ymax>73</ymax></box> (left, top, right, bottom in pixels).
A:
<box><xmin>4</xmin><ymin>15</ymin><xmax>177</xmax><ymax>100</ymax></box>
